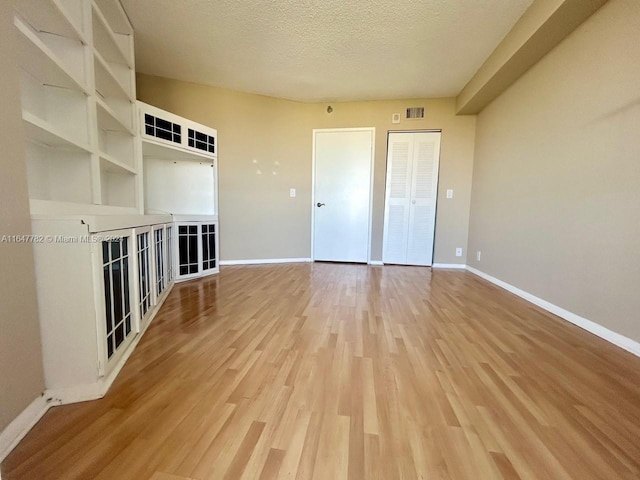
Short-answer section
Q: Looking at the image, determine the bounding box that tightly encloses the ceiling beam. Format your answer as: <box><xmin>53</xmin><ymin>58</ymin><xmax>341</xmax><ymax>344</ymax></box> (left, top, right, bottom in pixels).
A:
<box><xmin>456</xmin><ymin>0</ymin><xmax>608</xmax><ymax>115</ymax></box>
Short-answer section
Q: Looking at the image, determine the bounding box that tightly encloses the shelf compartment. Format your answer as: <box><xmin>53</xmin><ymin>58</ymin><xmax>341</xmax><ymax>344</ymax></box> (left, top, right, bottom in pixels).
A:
<box><xmin>100</xmin><ymin>158</ymin><xmax>137</xmax><ymax>208</ymax></box>
<box><xmin>25</xmin><ymin>141</ymin><xmax>92</xmax><ymax>205</ymax></box>
<box><xmin>92</xmin><ymin>3</ymin><xmax>132</xmax><ymax>68</ymax></box>
<box><xmin>93</xmin><ymin>0</ymin><xmax>133</xmax><ymax>35</ymax></box>
<box><xmin>98</xmin><ymin>128</ymin><xmax>135</xmax><ymax>171</ymax></box>
<box><xmin>94</xmin><ymin>50</ymin><xmax>132</xmax><ymax>100</ymax></box>
<box><xmin>23</xmin><ymin>111</ymin><xmax>92</xmax><ymax>153</ymax></box>
<box><xmin>20</xmin><ymin>75</ymin><xmax>91</xmax><ymax>148</ymax></box>
<box><xmin>15</xmin><ymin>16</ymin><xmax>89</xmax><ymax>95</ymax></box>
<box><xmin>14</xmin><ymin>0</ymin><xmax>86</xmax><ymax>43</ymax></box>
<box><xmin>96</xmin><ymin>97</ymin><xmax>134</xmax><ymax>135</ymax></box>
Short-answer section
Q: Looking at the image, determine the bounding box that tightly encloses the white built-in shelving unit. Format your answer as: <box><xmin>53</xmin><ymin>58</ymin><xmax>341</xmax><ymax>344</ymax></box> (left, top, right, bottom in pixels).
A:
<box><xmin>11</xmin><ymin>0</ymin><xmax>220</xmax><ymax>408</ymax></box>
<box><xmin>14</xmin><ymin>0</ymin><xmax>138</xmax><ymax>215</ymax></box>
<box><xmin>139</xmin><ymin>101</ymin><xmax>220</xmax><ymax>279</ymax></box>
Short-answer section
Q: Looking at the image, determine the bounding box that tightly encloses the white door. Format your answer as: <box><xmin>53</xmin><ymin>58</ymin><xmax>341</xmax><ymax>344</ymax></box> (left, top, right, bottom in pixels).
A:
<box><xmin>383</xmin><ymin>131</ymin><xmax>441</xmax><ymax>266</ymax></box>
<box><xmin>313</xmin><ymin>128</ymin><xmax>375</xmax><ymax>263</ymax></box>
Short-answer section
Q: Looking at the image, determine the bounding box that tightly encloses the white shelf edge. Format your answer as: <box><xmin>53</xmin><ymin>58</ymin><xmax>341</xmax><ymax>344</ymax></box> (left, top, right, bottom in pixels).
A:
<box><xmin>141</xmin><ymin>137</ymin><xmax>216</xmax><ymax>162</ymax></box>
<box><xmin>94</xmin><ymin>48</ymin><xmax>133</xmax><ymax>101</ymax></box>
<box><xmin>14</xmin><ymin>15</ymin><xmax>91</xmax><ymax>96</ymax></box>
<box><xmin>91</xmin><ymin>2</ymin><xmax>132</xmax><ymax>68</ymax></box>
<box><xmin>23</xmin><ymin>111</ymin><xmax>93</xmax><ymax>153</ymax></box>
<box><xmin>99</xmin><ymin>151</ymin><xmax>136</xmax><ymax>174</ymax></box>
<box><xmin>96</xmin><ymin>97</ymin><xmax>134</xmax><ymax>135</ymax></box>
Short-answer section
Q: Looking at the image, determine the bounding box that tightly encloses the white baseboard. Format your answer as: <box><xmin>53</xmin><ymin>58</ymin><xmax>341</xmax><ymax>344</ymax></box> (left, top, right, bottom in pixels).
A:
<box><xmin>0</xmin><ymin>394</ymin><xmax>50</xmax><ymax>462</ymax></box>
<box><xmin>220</xmin><ymin>258</ymin><xmax>312</xmax><ymax>266</ymax></box>
<box><xmin>432</xmin><ymin>263</ymin><xmax>467</xmax><ymax>269</ymax></box>
<box><xmin>368</xmin><ymin>260</ymin><xmax>383</xmax><ymax>266</ymax></box>
<box><xmin>466</xmin><ymin>266</ymin><xmax>640</xmax><ymax>357</ymax></box>
<box><xmin>0</xmin><ymin>283</ymin><xmax>174</xmax><ymax>463</ymax></box>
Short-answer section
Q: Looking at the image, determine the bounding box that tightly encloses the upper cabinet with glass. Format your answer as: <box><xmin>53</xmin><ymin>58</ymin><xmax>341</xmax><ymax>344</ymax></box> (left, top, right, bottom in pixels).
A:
<box><xmin>138</xmin><ymin>102</ymin><xmax>219</xmax><ymax>217</ymax></box>
<box><xmin>140</xmin><ymin>102</ymin><xmax>217</xmax><ymax>159</ymax></box>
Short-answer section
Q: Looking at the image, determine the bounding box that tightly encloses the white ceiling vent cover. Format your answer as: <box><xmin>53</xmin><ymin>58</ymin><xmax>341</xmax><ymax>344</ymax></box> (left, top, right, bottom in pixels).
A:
<box><xmin>406</xmin><ymin>107</ymin><xmax>425</xmax><ymax>119</ymax></box>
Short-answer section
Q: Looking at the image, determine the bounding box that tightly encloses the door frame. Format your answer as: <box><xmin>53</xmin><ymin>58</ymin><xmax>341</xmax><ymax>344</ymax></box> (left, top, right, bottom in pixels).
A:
<box><xmin>311</xmin><ymin>127</ymin><xmax>376</xmax><ymax>263</ymax></box>
<box><xmin>382</xmin><ymin>129</ymin><xmax>442</xmax><ymax>266</ymax></box>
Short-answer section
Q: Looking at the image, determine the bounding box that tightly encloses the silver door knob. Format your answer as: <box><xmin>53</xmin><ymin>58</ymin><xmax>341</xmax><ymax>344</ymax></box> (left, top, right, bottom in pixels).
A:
<box><xmin>317</xmin><ymin>202</ymin><xmax>325</xmax><ymax>207</ymax></box>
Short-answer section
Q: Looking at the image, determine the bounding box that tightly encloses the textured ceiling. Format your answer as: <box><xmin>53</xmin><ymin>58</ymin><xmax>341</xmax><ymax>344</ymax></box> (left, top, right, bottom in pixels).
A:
<box><xmin>121</xmin><ymin>0</ymin><xmax>533</xmax><ymax>102</ymax></box>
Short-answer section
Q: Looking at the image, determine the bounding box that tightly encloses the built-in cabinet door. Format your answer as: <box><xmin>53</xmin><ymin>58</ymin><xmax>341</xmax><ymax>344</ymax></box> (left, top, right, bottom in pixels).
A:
<box><xmin>167</xmin><ymin>225</ymin><xmax>175</xmax><ymax>283</ymax></box>
<box><xmin>383</xmin><ymin>132</ymin><xmax>441</xmax><ymax>266</ymax></box>
<box><xmin>136</xmin><ymin>229</ymin><xmax>152</xmax><ymax>324</ymax></box>
<box><xmin>177</xmin><ymin>223</ymin><xmax>201</xmax><ymax>280</ymax></box>
<box><xmin>176</xmin><ymin>222</ymin><xmax>219</xmax><ymax>281</ymax></box>
<box><xmin>101</xmin><ymin>234</ymin><xmax>136</xmax><ymax>367</ymax></box>
<box><xmin>153</xmin><ymin>226</ymin><xmax>166</xmax><ymax>298</ymax></box>
<box><xmin>201</xmin><ymin>223</ymin><xmax>217</xmax><ymax>273</ymax></box>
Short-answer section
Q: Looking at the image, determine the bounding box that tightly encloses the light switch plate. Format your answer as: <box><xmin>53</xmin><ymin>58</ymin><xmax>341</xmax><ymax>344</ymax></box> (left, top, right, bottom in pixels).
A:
<box><xmin>446</xmin><ymin>189</ymin><xmax>454</xmax><ymax>199</ymax></box>
<box><xmin>290</xmin><ymin>188</ymin><xmax>296</xmax><ymax>198</ymax></box>
<box><xmin>391</xmin><ymin>113</ymin><xmax>401</xmax><ymax>124</ymax></box>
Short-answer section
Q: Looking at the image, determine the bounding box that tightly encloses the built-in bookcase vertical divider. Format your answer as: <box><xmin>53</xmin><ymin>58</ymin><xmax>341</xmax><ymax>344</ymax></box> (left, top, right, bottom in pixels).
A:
<box><xmin>86</xmin><ymin>2</ymin><xmax>101</xmax><ymax>207</ymax></box>
<box><xmin>91</xmin><ymin>0</ymin><xmax>138</xmax><ymax>212</ymax></box>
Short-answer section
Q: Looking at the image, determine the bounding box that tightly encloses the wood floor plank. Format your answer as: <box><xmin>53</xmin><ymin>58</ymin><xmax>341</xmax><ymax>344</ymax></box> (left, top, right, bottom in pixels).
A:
<box><xmin>2</xmin><ymin>264</ymin><xmax>640</xmax><ymax>480</ymax></box>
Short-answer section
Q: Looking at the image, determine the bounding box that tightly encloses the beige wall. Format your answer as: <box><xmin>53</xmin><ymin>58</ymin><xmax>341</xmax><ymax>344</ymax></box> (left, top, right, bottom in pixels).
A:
<box><xmin>0</xmin><ymin>2</ymin><xmax>45</xmax><ymax>432</ymax></box>
<box><xmin>467</xmin><ymin>0</ymin><xmax>640</xmax><ymax>342</ymax></box>
<box><xmin>137</xmin><ymin>74</ymin><xmax>476</xmax><ymax>263</ymax></box>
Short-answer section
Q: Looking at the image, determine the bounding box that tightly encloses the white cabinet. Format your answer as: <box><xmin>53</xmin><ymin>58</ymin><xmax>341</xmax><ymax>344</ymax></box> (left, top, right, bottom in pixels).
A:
<box><xmin>383</xmin><ymin>132</ymin><xmax>441</xmax><ymax>266</ymax></box>
<box><xmin>12</xmin><ymin>3</ymin><xmax>221</xmax><ymax>404</ymax></box>
<box><xmin>135</xmin><ymin>228</ymin><xmax>153</xmax><ymax>323</ymax></box>
<box><xmin>31</xmin><ymin>216</ymin><xmax>173</xmax><ymax>396</ymax></box>
<box><xmin>14</xmin><ymin>0</ymin><xmax>139</xmax><ymax>215</ymax></box>
<box><xmin>175</xmin><ymin>219</ymin><xmax>219</xmax><ymax>281</ymax></box>
<box><xmin>141</xmin><ymin>102</ymin><xmax>217</xmax><ymax>158</ymax></box>
<box><xmin>139</xmin><ymin>102</ymin><xmax>220</xmax><ymax>282</ymax></box>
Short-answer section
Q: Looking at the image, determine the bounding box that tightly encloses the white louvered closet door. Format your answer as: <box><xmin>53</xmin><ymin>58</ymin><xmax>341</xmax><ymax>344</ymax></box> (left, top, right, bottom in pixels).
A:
<box><xmin>383</xmin><ymin>132</ymin><xmax>441</xmax><ymax>266</ymax></box>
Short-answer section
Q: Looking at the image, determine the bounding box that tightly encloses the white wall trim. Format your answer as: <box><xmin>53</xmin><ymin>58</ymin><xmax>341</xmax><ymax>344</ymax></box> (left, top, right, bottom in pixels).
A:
<box><xmin>432</xmin><ymin>263</ymin><xmax>467</xmax><ymax>269</ymax></box>
<box><xmin>220</xmin><ymin>258</ymin><xmax>312</xmax><ymax>266</ymax></box>
<box><xmin>0</xmin><ymin>395</ymin><xmax>51</xmax><ymax>463</ymax></box>
<box><xmin>368</xmin><ymin>260</ymin><xmax>384</xmax><ymax>266</ymax></box>
<box><xmin>0</xmin><ymin>283</ymin><xmax>173</xmax><ymax>463</ymax></box>
<box><xmin>466</xmin><ymin>266</ymin><xmax>640</xmax><ymax>358</ymax></box>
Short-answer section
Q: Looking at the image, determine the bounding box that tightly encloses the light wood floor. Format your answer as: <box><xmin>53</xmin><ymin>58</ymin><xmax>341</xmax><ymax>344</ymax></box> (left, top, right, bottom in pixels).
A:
<box><xmin>3</xmin><ymin>264</ymin><xmax>640</xmax><ymax>479</ymax></box>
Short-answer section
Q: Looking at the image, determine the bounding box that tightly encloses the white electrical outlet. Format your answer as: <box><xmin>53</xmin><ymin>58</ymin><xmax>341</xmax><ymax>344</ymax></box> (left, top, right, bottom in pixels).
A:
<box><xmin>290</xmin><ymin>188</ymin><xmax>296</xmax><ymax>198</ymax></box>
<box><xmin>456</xmin><ymin>248</ymin><xmax>463</xmax><ymax>257</ymax></box>
<box><xmin>446</xmin><ymin>189</ymin><xmax>454</xmax><ymax>199</ymax></box>
<box><xmin>476</xmin><ymin>251</ymin><xmax>481</xmax><ymax>261</ymax></box>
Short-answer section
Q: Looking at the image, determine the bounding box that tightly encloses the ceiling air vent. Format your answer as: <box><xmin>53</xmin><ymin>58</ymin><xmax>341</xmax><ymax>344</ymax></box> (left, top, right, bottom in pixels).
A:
<box><xmin>406</xmin><ymin>107</ymin><xmax>425</xmax><ymax>119</ymax></box>
<box><xmin>144</xmin><ymin>114</ymin><xmax>182</xmax><ymax>144</ymax></box>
